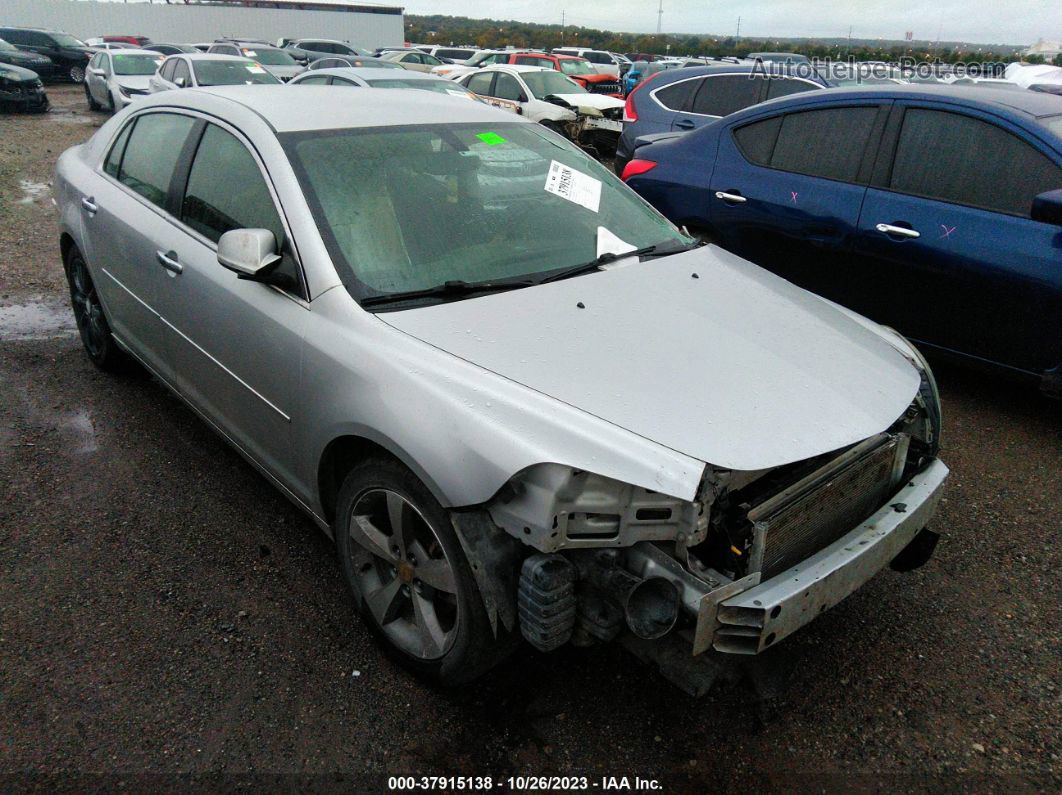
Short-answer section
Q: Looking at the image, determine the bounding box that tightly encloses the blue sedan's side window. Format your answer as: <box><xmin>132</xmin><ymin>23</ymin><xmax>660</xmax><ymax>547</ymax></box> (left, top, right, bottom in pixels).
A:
<box><xmin>890</xmin><ymin>109</ymin><xmax>1062</xmax><ymax>217</ymax></box>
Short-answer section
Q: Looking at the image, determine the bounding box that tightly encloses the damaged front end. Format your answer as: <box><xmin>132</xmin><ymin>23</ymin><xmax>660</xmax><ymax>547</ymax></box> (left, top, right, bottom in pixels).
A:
<box><xmin>452</xmin><ymin>372</ymin><xmax>948</xmax><ymax>692</ymax></box>
<box><xmin>545</xmin><ymin>98</ymin><xmax>624</xmax><ymax>153</ymax></box>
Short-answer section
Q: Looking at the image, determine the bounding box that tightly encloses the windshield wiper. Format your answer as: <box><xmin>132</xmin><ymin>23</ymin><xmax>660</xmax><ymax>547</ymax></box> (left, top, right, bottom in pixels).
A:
<box><xmin>360</xmin><ymin>277</ymin><xmax>535</xmax><ymax>308</ymax></box>
<box><xmin>537</xmin><ymin>239</ymin><xmax>700</xmax><ymax>284</ymax></box>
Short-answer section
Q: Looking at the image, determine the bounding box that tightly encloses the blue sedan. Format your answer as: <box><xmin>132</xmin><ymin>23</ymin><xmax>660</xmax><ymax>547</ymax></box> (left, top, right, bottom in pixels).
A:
<box><xmin>623</xmin><ymin>85</ymin><xmax>1062</xmax><ymax>394</ymax></box>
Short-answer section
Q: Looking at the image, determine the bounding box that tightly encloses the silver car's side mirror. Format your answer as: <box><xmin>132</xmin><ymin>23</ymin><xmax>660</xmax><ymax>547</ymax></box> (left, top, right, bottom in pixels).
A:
<box><xmin>174</xmin><ymin>76</ymin><xmax>187</xmax><ymax>88</ymax></box>
<box><xmin>89</xmin><ymin>67</ymin><xmax>106</xmax><ymax>77</ymax></box>
<box><xmin>217</xmin><ymin>229</ymin><xmax>281</xmax><ymax>277</ymax></box>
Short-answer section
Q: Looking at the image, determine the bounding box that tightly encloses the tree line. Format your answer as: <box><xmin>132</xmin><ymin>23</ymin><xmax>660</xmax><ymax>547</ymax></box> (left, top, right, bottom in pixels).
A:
<box><xmin>405</xmin><ymin>14</ymin><xmax>1033</xmax><ymax>64</ymax></box>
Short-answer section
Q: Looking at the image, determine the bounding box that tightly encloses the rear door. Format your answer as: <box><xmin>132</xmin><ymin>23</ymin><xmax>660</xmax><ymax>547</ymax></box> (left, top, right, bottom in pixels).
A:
<box><xmin>707</xmin><ymin>101</ymin><xmax>887</xmax><ymax>297</ymax></box>
<box><xmin>87</xmin><ymin>111</ymin><xmax>198</xmax><ymax>376</ymax></box>
<box><xmin>149</xmin><ymin>119</ymin><xmax>308</xmax><ymax>488</ymax></box>
<box><xmin>851</xmin><ymin>104</ymin><xmax>1062</xmax><ymax>372</ymax></box>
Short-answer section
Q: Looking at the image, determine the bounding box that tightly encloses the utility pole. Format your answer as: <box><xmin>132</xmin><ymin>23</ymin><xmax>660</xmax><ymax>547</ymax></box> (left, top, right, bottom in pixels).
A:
<box><xmin>736</xmin><ymin>16</ymin><xmax>741</xmax><ymax>38</ymax></box>
<box><xmin>656</xmin><ymin>0</ymin><xmax>663</xmax><ymax>35</ymax></box>
<box><xmin>847</xmin><ymin>25</ymin><xmax>852</xmax><ymax>56</ymax></box>
<box><xmin>561</xmin><ymin>10</ymin><xmax>565</xmax><ymax>46</ymax></box>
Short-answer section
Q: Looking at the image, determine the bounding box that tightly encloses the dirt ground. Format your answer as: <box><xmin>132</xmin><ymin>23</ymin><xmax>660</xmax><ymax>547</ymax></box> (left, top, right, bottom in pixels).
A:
<box><xmin>0</xmin><ymin>85</ymin><xmax>1059</xmax><ymax>792</ymax></box>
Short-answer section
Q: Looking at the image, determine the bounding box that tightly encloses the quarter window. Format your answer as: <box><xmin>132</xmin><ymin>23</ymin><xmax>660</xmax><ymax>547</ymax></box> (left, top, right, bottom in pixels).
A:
<box><xmin>159</xmin><ymin>58</ymin><xmax>176</xmax><ymax>82</ymax></box>
<box><xmin>889</xmin><ymin>108</ymin><xmax>1062</xmax><ymax>217</ymax></box>
<box><xmin>654</xmin><ymin>79</ymin><xmax>696</xmax><ymax>111</ymax></box>
<box><xmin>689</xmin><ymin>74</ymin><xmax>763</xmax><ymax>117</ymax></box>
<box><xmin>117</xmin><ymin>113</ymin><xmax>197</xmax><ymax>208</ymax></box>
<box><xmin>765</xmin><ymin>78</ymin><xmax>819</xmax><ymax>100</ymax></box>
<box><xmin>172</xmin><ymin>58</ymin><xmax>190</xmax><ymax>85</ymax></box>
<box><xmin>297</xmin><ymin>75</ymin><xmax>330</xmax><ymax>85</ymax></box>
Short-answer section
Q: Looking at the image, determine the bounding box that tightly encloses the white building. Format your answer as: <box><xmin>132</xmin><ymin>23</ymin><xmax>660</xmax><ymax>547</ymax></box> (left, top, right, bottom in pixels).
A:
<box><xmin>1024</xmin><ymin>39</ymin><xmax>1062</xmax><ymax>60</ymax></box>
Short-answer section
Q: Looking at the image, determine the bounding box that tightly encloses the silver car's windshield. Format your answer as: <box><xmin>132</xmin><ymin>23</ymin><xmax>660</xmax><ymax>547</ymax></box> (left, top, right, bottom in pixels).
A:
<box><xmin>242</xmin><ymin>48</ymin><xmax>296</xmax><ymax>66</ymax></box>
<box><xmin>523</xmin><ymin>71</ymin><xmax>585</xmax><ymax>97</ymax></box>
<box><xmin>284</xmin><ymin>122</ymin><xmax>685</xmax><ymax>303</ymax></box>
<box><xmin>367</xmin><ymin>78</ymin><xmax>474</xmax><ymax>96</ymax></box>
<box><xmin>112</xmin><ymin>54</ymin><xmax>163</xmax><ymax>75</ymax></box>
<box><xmin>193</xmin><ymin>59</ymin><xmax>280</xmax><ymax>85</ymax></box>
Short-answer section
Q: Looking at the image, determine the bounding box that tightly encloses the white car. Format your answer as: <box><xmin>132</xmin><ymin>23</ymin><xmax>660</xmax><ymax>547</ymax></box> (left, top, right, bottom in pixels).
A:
<box><xmin>458</xmin><ymin>65</ymin><xmax>624</xmax><ymax>150</ymax></box>
<box><xmin>148</xmin><ymin>53</ymin><xmax>281</xmax><ymax>93</ymax></box>
<box><xmin>430</xmin><ymin>50</ymin><xmax>511</xmax><ymax>80</ymax></box>
<box><xmin>377</xmin><ymin>49</ymin><xmax>445</xmax><ymax>73</ymax></box>
<box><xmin>84</xmin><ymin>48</ymin><xmax>164</xmax><ymax>111</ymax></box>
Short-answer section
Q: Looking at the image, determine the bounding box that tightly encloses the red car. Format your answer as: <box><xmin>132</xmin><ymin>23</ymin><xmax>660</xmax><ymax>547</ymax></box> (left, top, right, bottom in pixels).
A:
<box><xmin>503</xmin><ymin>52</ymin><xmax>622</xmax><ymax>97</ymax></box>
<box><xmin>102</xmin><ymin>35</ymin><xmax>152</xmax><ymax>47</ymax></box>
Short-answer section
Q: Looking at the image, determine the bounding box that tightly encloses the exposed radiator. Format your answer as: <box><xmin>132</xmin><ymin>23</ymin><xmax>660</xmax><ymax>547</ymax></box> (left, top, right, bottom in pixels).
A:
<box><xmin>748</xmin><ymin>434</ymin><xmax>908</xmax><ymax>579</ymax></box>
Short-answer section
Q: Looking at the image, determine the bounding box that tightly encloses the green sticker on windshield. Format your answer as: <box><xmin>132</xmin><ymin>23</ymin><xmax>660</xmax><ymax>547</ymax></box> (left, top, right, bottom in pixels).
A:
<box><xmin>476</xmin><ymin>132</ymin><xmax>508</xmax><ymax>145</ymax></box>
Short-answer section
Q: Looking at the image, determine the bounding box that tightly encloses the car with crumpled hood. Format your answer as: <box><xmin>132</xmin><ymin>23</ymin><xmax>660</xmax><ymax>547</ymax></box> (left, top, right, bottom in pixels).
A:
<box><xmin>53</xmin><ymin>85</ymin><xmax>948</xmax><ymax>690</ymax></box>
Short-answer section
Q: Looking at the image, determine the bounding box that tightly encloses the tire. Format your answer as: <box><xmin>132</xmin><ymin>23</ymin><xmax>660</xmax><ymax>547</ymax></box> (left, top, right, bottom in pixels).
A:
<box><xmin>69</xmin><ymin>65</ymin><xmax>85</xmax><ymax>84</ymax></box>
<box><xmin>64</xmin><ymin>245</ymin><xmax>130</xmax><ymax>372</ymax></box>
<box><xmin>84</xmin><ymin>84</ymin><xmax>100</xmax><ymax>111</ymax></box>
<box><xmin>335</xmin><ymin>456</ymin><xmax>515</xmax><ymax>685</ymax></box>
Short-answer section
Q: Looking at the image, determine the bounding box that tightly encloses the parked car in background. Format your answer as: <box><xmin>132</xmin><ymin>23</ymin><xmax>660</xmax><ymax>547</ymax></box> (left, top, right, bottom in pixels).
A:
<box><xmin>208</xmin><ymin>40</ymin><xmax>304</xmax><ymax>81</ymax></box>
<box><xmin>616</xmin><ymin>63</ymin><xmax>832</xmax><ymax>174</ymax></box>
<box><xmin>378</xmin><ymin>49</ymin><xmax>445</xmax><ymax>72</ymax></box>
<box><xmin>53</xmin><ymin>85</ymin><xmax>947</xmax><ymax>688</ymax></box>
<box><xmin>625</xmin><ymin>52</ymin><xmax>664</xmax><ymax>62</ymax></box>
<box><xmin>83</xmin><ymin>40</ymin><xmax>128</xmax><ymax>51</ymax></box>
<box><xmin>418</xmin><ymin>45</ymin><xmax>477</xmax><ymax>63</ymax></box>
<box><xmin>306</xmin><ymin>55</ymin><xmax>403</xmax><ymax>71</ymax></box>
<box><xmin>502</xmin><ymin>52</ymin><xmax>623</xmax><ymax>97</ymax></box>
<box><xmin>148</xmin><ymin>54</ymin><xmax>281</xmax><ymax>93</ymax></box>
<box><xmin>84</xmin><ymin>49</ymin><xmax>164</xmax><ymax>111</ymax></box>
<box><xmin>142</xmin><ymin>43</ymin><xmax>200</xmax><ymax>57</ymax></box>
<box><xmin>458</xmin><ymin>65</ymin><xmax>624</xmax><ymax>151</ymax></box>
<box><xmin>551</xmin><ymin>47</ymin><xmax>623</xmax><ymax>76</ymax></box>
<box><xmin>0</xmin><ymin>38</ymin><xmax>56</xmax><ymax>80</ymax></box>
<box><xmin>622</xmin><ymin>59</ymin><xmax>682</xmax><ymax>96</ymax></box>
<box><xmin>0</xmin><ymin>27</ymin><xmax>93</xmax><ymax>82</ymax></box>
<box><xmin>622</xmin><ymin>85</ymin><xmax>1062</xmax><ymax>393</ymax></box>
<box><xmin>430</xmin><ymin>50</ymin><xmax>510</xmax><ymax>80</ymax></box>
<box><xmin>0</xmin><ymin>62</ymin><xmax>49</xmax><ymax>112</ymax></box>
<box><xmin>290</xmin><ymin>66</ymin><xmax>480</xmax><ymax>101</ymax></box>
<box><xmin>102</xmin><ymin>35</ymin><xmax>152</xmax><ymax>47</ymax></box>
<box><xmin>747</xmin><ymin>52</ymin><xmax>811</xmax><ymax>64</ymax></box>
<box><xmin>282</xmin><ymin>38</ymin><xmax>371</xmax><ymax>66</ymax></box>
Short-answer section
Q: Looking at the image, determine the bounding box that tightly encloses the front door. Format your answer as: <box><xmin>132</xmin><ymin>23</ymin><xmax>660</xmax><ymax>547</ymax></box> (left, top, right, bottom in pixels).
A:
<box><xmin>850</xmin><ymin>105</ymin><xmax>1062</xmax><ymax>373</ymax></box>
<box><xmin>151</xmin><ymin>120</ymin><xmax>307</xmax><ymax>489</ymax></box>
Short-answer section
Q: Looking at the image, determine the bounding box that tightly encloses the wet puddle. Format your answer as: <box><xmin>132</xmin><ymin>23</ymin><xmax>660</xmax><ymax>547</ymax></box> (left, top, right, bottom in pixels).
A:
<box><xmin>16</xmin><ymin>179</ymin><xmax>50</xmax><ymax>205</ymax></box>
<box><xmin>57</xmin><ymin>407</ymin><xmax>99</xmax><ymax>454</ymax></box>
<box><xmin>0</xmin><ymin>299</ymin><xmax>77</xmax><ymax>341</ymax></box>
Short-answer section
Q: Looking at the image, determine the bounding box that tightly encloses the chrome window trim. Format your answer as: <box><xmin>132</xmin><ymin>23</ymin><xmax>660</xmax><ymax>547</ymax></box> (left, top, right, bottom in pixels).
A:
<box><xmin>650</xmin><ymin>74</ymin><xmax>822</xmax><ymax>117</ymax></box>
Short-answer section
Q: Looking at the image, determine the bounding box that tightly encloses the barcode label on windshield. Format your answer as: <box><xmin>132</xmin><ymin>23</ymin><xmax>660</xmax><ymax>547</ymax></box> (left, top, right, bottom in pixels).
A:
<box><xmin>544</xmin><ymin>160</ymin><xmax>601</xmax><ymax>213</ymax></box>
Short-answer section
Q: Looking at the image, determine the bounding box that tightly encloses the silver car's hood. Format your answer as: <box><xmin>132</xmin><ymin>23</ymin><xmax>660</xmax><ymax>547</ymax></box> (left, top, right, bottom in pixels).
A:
<box><xmin>551</xmin><ymin>92</ymin><xmax>624</xmax><ymax>111</ymax></box>
<box><xmin>382</xmin><ymin>246</ymin><xmax>920</xmax><ymax>472</ymax></box>
<box><xmin>117</xmin><ymin>75</ymin><xmax>153</xmax><ymax>91</ymax></box>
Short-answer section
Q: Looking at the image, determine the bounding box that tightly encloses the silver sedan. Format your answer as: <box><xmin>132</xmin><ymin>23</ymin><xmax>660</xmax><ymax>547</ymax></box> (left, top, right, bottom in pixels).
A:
<box><xmin>54</xmin><ymin>86</ymin><xmax>947</xmax><ymax>688</ymax></box>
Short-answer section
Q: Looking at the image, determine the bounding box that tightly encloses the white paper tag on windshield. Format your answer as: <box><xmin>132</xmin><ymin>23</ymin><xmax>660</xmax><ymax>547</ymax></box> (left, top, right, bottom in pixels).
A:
<box><xmin>544</xmin><ymin>160</ymin><xmax>601</xmax><ymax>213</ymax></box>
<box><xmin>246</xmin><ymin>65</ymin><xmax>266</xmax><ymax>74</ymax></box>
<box><xmin>595</xmin><ymin>227</ymin><xmax>637</xmax><ymax>260</ymax></box>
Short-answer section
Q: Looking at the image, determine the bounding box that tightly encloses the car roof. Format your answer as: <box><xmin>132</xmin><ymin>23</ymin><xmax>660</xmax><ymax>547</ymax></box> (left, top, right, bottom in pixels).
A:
<box><xmin>478</xmin><ymin>64</ymin><xmax>551</xmax><ymax>75</ymax></box>
<box><xmin>170</xmin><ymin>85</ymin><xmax>526</xmax><ymax>132</ymax></box>
<box><xmin>755</xmin><ymin>83</ymin><xmax>1062</xmax><ymax>121</ymax></box>
<box><xmin>300</xmin><ymin>67</ymin><xmax>445</xmax><ymax>81</ymax></box>
<box><xmin>176</xmin><ymin>53</ymin><xmax>256</xmax><ymax>62</ymax></box>
<box><xmin>105</xmin><ymin>48</ymin><xmax>159</xmax><ymax>56</ymax></box>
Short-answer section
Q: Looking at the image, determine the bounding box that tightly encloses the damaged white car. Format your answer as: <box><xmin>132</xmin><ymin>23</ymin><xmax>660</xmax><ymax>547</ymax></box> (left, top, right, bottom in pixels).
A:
<box><xmin>458</xmin><ymin>65</ymin><xmax>625</xmax><ymax>153</ymax></box>
<box><xmin>54</xmin><ymin>87</ymin><xmax>948</xmax><ymax>689</ymax></box>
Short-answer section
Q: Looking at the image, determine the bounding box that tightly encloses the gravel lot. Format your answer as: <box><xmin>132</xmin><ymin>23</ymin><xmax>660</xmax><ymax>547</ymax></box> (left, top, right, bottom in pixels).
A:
<box><xmin>1</xmin><ymin>85</ymin><xmax>1059</xmax><ymax>791</ymax></box>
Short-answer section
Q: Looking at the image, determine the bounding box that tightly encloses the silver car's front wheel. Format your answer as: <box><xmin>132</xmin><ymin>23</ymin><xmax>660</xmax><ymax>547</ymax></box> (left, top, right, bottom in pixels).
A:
<box><xmin>334</xmin><ymin>457</ymin><xmax>519</xmax><ymax>684</ymax></box>
<box><xmin>69</xmin><ymin>65</ymin><xmax>85</xmax><ymax>83</ymax></box>
<box><xmin>347</xmin><ymin>488</ymin><xmax>459</xmax><ymax>660</ymax></box>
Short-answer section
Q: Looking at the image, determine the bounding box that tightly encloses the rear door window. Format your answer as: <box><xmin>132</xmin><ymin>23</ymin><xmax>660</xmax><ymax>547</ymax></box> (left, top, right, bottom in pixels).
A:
<box><xmin>159</xmin><ymin>58</ymin><xmax>176</xmax><ymax>82</ymax></box>
<box><xmin>466</xmin><ymin>72</ymin><xmax>493</xmax><ymax>94</ymax></box>
<box><xmin>889</xmin><ymin>108</ymin><xmax>1062</xmax><ymax>217</ymax></box>
<box><xmin>104</xmin><ymin>119</ymin><xmax>135</xmax><ymax>178</ymax></box>
<box><xmin>689</xmin><ymin>74</ymin><xmax>762</xmax><ymax>117</ymax></box>
<box><xmin>492</xmin><ymin>72</ymin><xmax>523</xmax><ymax>101</ymax></box>
<box><xmin>297</xmin><ymin>75</ymin><xmax>330</xmax><ymax>85</ymax></box>
<box><xmin>765</xmin><ymin>77</ymin><xmax>819</xmax><ymax>100</ymax></box>
<box><xmin>770</xmin><ymin>106</ymin><xmax>878</xmax><ymax>182</ymax></box>
<box><xmin>117</xmin><ymin>113</ymin><xmax>197</xmax><ymax>208</ymax></box>
<box><xmin>172</xmin><ymin>58</ymin><xmax>190</xmax><ymax>85</ymax></box>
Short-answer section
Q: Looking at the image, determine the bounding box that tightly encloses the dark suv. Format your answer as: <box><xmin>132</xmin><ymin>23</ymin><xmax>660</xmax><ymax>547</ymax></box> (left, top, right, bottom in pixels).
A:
<box><xmin>281</xmin><ymin>38</ymin><xmax>369</xmax><ymax>65</ymax></box>
<box><xmin>0</xmin><ymin>37</ymin><xmax>55</xmax><ymax>79</ymax></box>
<box><xmin>0</xmin><ymin>27</ymin><xmax>93</xmax><ymax>82</ymax></box>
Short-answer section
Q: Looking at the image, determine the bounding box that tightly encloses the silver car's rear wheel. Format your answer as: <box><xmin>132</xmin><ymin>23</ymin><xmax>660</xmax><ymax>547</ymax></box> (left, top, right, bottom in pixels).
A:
<box><xmin>347</xmin><ymin>488</ymin><xmax>459</xmax><ymax>660</ymax></box>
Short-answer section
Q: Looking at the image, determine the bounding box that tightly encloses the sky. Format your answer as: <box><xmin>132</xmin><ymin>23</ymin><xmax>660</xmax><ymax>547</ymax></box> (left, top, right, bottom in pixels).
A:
<box><xmin>402</xmin><ymin>0</ymin><xmax>1059</xmax><ymax>46</ymax></box>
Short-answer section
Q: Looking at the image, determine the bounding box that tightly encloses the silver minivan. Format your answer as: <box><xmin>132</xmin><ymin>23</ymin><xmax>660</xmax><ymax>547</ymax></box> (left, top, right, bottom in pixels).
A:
<box><xmin>54</xmin><ymin>86</ymin><xmax>948</xmax><ymax>690</ymax></box>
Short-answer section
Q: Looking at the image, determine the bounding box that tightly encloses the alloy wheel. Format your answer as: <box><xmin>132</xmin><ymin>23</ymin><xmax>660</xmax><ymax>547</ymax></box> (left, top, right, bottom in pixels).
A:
<box><xmin>347</xmin><ymin>488</ymin><xmax>460</xmax><ymax>660</ymax></box>
<box><xmin>69</xmin><ymin>256</ymin><xmax>105</xmax><ymax>358</ymax></box>
<box><xmin>69</xmin><ymin>65</ymin><xmax>85</xmax><ymax>83</ymax></box>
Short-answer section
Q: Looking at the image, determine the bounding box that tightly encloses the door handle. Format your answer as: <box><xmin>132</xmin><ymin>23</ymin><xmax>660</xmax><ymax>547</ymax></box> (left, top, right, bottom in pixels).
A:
<box><xmin>155</xmin><ymin>250</ymin><xmax>183</xmax><ymax>274</ymax></box>
<box><xmin>675</xmin><ymin>119</ymin><xmax>695</xmax><ymax>130</ymax></box>
<box><xmin>715</xmin><ymin>191</ymin><xmax>747</xmax><ymax>204</ymax></box>
<box><xmin>875</xmin><ymin>223</ymin><xmax>919</xmax><ymax>239</ymax></box>
<box><xmin>80</xmin><ymin>196</ymin><xmax>97</xmax><ymax>214</ymax></box>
